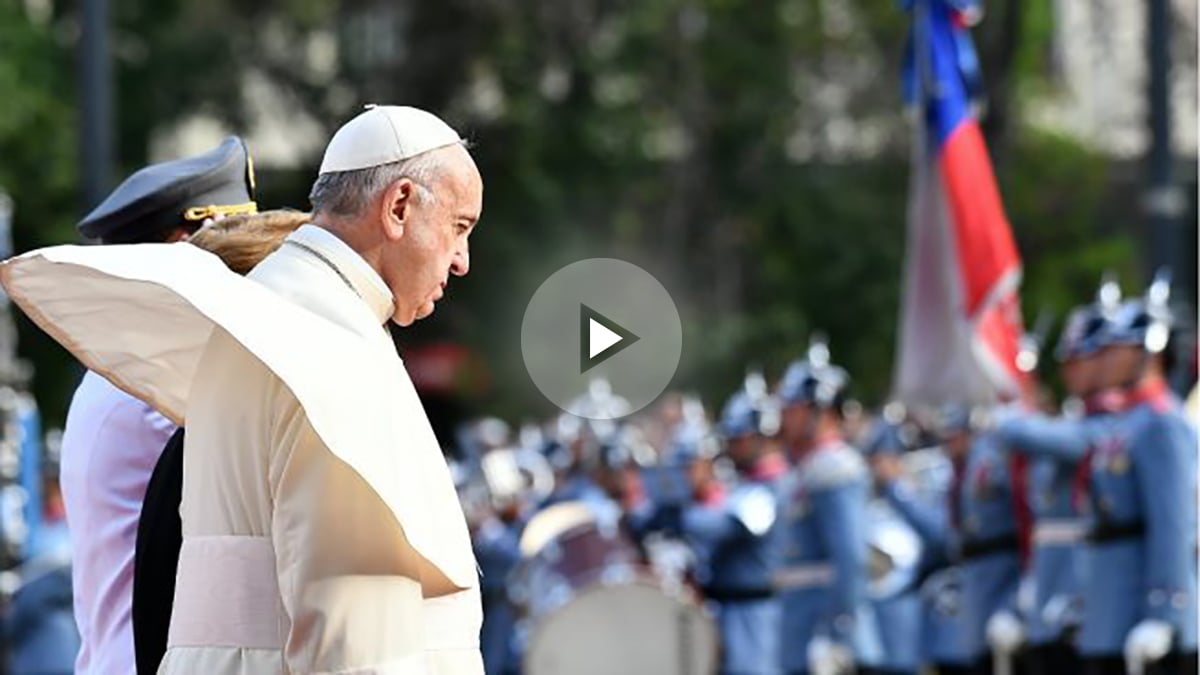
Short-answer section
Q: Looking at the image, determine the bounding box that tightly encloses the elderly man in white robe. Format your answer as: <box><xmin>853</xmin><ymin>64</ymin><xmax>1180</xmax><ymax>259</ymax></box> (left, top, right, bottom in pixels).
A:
<box><xmin>0</xmin><ymin>106</ymin><xmax>485</xmax><ymax>674</ymax></box>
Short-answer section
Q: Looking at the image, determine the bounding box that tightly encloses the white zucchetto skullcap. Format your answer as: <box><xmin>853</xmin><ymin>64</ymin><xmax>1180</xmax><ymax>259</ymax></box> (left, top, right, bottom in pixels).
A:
<box><xmin>318</xmin><ymin>105</ymin><xmax>464</xmax><ymax>175</ymax></box>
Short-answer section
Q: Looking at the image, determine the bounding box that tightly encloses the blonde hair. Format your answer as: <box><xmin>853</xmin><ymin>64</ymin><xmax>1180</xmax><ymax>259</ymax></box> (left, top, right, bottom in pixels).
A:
<box><xmin>187</xmin><ymin>209</ymin><xmax>310</xmax><ymax>275</ymax></box>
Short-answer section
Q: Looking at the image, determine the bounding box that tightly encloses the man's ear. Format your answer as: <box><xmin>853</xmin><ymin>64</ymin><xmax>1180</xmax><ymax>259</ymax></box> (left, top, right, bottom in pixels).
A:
<box><xmin>380</xmin><ymin>178</ymin><xmax>414</xmax><ymax>241</ymax></box>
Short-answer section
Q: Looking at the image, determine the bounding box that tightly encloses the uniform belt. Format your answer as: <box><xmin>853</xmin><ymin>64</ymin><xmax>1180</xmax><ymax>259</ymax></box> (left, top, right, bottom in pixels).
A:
<box><xmin>959</xmin><ymin>533</ymin><xmax>1020</xmax><ymax>561</ymax></box>
<box><xmin>1087</xmin><ymin>520</ymin><xmax>1145</xmax><ymax>544</ymax></box>
<box><xmin>772</xmin><ymin>563</ymin><xmax>834</xmax><ymax>591</ymax></box>
<box><xmin>702</xmin><ymin>586</ymin><xmax>775</xmax><ymax>603</ymax></box>
<box><xmin>168</xmin><ymin>535</ymin><xmax>286</xmax><ymax>650</ymax></box>
<box><xmin>1033</xmin><ymin>520</ymin><xmax>1088</xmax><ymax>546</ymax></box>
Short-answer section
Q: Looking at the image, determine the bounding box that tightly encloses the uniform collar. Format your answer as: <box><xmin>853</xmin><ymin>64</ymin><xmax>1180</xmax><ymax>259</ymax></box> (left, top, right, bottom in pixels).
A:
<box><xmin>1120</xmin><ymin>377</ymin><xmax>1173</xmax><ymax>413</ymax></box>
<box><xmin>791</xmin><ymin>430</ymin><xmax>843</xmax><ymax>462</ymax></box>
<box><xmin>1083</xmin><ymin>389</ymin><xmax>1126</xmax><ymax>416</ymax></box>
<box><xmin>744</xmin><ymin>451</ymin><xmax>789</xmax><ymax>482</ymax></box>
<box><xmin>286</xmin><ymin>225</ymin><xmax>394</xmax><ymax>324</ymax></box>
<box><xmin>697</xmin><ymin>481</ymin><xmax>727</xmax><ymax>506</ymax></box>
<box><xmin>810</xmin><ymin>432</ymin><xmax>844</xmax><ymax>453</ymax></box>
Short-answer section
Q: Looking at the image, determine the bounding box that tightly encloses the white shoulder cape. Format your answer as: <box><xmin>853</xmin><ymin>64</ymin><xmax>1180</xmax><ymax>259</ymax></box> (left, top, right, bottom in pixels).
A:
<box><xmin>0</xmin><ymin>242</ymin><xmax>476</xmax><ymax>592</ymax></box>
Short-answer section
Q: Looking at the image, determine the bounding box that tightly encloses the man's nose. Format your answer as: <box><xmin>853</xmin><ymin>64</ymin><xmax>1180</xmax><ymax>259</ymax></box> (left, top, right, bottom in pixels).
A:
<box><xmin>450</xmin><ymin>247</ymin><xmax>469</xmax><ymax>277</ymax></box>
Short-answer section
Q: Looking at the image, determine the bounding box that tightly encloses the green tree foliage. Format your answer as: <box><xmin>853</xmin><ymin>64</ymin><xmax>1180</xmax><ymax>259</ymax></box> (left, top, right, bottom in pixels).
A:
<box><xmin>0</xmin><ymin>0</ymin><xmax>1153</xmax><ymax>424</ymax></box>
<box><xmin>1</xmin><ymin>0</ymin><xmax>80</xmax><ymax>418</ymax></box>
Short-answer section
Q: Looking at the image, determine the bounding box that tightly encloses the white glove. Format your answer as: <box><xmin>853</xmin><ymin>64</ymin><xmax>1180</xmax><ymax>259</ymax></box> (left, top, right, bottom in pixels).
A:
<box><xmin>1124</xmin><ymin>619</ymin><xmax>1173</xmax><ymax>675</ymax></box>
<box><xmin>807</xmin><ymin>635</ymin><xmax>854</xmax><ymax>675</ymax></box>
<box><xmin>1016</xmin><ymin>575</ymin><xmax>1035</xmax><ymax>616</ymax></box>
<box><xmin>986</xmin><ymin>610</ymin><xmax>1025</xmax><ymax>654</ymax></box>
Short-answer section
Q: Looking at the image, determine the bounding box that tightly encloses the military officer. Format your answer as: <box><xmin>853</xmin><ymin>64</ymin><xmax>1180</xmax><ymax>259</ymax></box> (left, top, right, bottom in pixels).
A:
<box><xmin>465</xmin><ymin>423</ymin><xmax>527</xmax><ymax>675</ymax></box>
<box><xmin>1076</xmin><ymin>275</ymin><xmax>1198</xmax><ymax>675</ymax></box>
<box><xmin>991</xmin><ymin>300</ymin><xmax>1115</xmax><ymax>675</ymax></box>
<box><xmin>862</xmin><ymin>418</ymin><xmax>925</xmax><ymax>675</ymax></box>
<box><xmin>774</xmin><ymin>343</ymin><xmax>882</xmax><ymax>675</ymax></box>
<box><xmin>942</xmin><ymin>401</ymin><xmax>1031</xmax><ymax>675</ymax></box>
<box><xmin>656</xmin><ymin>374</ymin><xmax>787</xmax><ymax>675</ymax></box>
<box><xmin>539</xmin><ymin>380</ymin><xmax>629</xmax><ymax>513</ymax></box>
<box><xmin>966</xmin><ymin>410</ymin><xmax>1034</xmax><ymax>675</ymax></box>
<box><xmin>4</xmin><ymin>423</ymin><xmax>77</xmax><ymax>675</ymax></box>
<box><xmin>632</xmin><ymin>409</ymin><xmax>720</xmax><ymax>588</ymax></box>
<box><xmin>473</xmin><ymin>512</ymin><xmax>522</xmax><ymax>675</ymax></box>
<box><xmin>57</xmin><ymin>138</ymin><xmax>257</xmax><ymax>675</ymax></box>
<box><xmin>873</xmin><ymin>409</ymin><xmax>975</xmax><ymax>674</ymax></box>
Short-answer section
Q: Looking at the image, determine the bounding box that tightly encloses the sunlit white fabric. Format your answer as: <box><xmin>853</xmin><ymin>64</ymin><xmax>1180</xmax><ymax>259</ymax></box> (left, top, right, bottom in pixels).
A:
<box><xmin>1</xmin><ymin>232</ymin><xmax>481</xmax><ymax>674</ymax></box>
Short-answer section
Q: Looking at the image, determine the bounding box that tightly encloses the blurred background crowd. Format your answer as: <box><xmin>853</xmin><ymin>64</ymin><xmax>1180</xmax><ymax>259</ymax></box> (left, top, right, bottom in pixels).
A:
<box><xmin>0</xmin><ymin>0</ymin><xmax>1197</xmax><ymax>673</ymax></box>
<box><xmin>451</xmin><ymin>268</ymin><xmax>1197</xmax><ymax>674</ymax></box>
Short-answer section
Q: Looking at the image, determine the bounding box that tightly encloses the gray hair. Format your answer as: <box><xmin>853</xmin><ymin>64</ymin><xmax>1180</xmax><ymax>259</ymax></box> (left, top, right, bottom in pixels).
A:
<box><xmin>308</xmin><ymin>149</ymin><xmax>449</xmax><ymax>218</ymax></box>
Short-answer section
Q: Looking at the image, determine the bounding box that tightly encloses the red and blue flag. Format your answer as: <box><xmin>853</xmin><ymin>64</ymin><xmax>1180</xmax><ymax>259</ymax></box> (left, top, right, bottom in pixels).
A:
<box><xmin>894</xmin><ymin>0</ymin><xmax>1027</xmax><ymax>404</ymax></box>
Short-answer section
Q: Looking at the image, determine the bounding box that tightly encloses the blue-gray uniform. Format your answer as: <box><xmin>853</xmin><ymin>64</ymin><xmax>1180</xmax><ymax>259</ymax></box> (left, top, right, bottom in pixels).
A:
<box><xmin>869</xmin><ymin>542</ymin><xmax>923</xmax><ymax>675</ymax></box>
<box><xmin>1010</xmin><ymin>290</ymin><xmax>1199</xmax><ymax>666</ymax></box>
<box><xmin>993</xmin><ymin>411</ymin><xmax>1088</xmax><ymax>646</ymax></box>
<box><xmin>1076</xmin><ymin>289</ymin><xmax>1199</xmax><ymax>665</ymax></box>
<box><xmin>4</xmin><ymin>398</ymin><xmax>78</xmax><ymax>675</ymax></box>
<box><xmin>633</xmin><ymin>419</ymin><xmax>715</xmax><ymax>585</ymax></box>
<box><xmin>777</xmin><ymin>438</ymin><xmax>883</xmax><ymax>673</ymax></box>
<box><xmin>921</xmin><ymin>568</ymin><xmax>973</xmax><ymax>673</ymax></box>
<box><xmin>881</xmin><ymin>454</ymin><xmax>976</xmax><ymax>669</ymax></box>
<box><xmin>676</xmin><ymin>390</ymin><xmax>786</xmax><ymax>675</ymax></box>
<box><xmin>862</xmin><ymin>422</ymin><xmax>925</xmax><ymax>675</ymax></box>
<box><xmin>955</xmin><ymin>416</ymin><xmax>1030</xmax><ymax>665</ymax></box>
<box><xmin>1077</xmin><ymin>379</ymin><xmax>1197</xmax><ymax>659</ymax></box>
<box><xmin>475</xmin><ymin>516</ymin><xmax>523</xmax><ymax>675</ymax></box>
<box><xmin>774</xmin><ymin>353</ymin><xmax>881</xmax><ymax>673</ymax></box>
<box><xmin>987</xmin><ymin>304</ymin><xmax>1107</xmax><ymax>658</ymax></box>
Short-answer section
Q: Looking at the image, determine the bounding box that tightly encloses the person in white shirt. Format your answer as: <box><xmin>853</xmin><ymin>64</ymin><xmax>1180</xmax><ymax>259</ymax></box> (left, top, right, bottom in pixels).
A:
<box><xmin>58</xmin><ymin>136</ymin><xmax>257</xmax><ymax>675</ymax></box>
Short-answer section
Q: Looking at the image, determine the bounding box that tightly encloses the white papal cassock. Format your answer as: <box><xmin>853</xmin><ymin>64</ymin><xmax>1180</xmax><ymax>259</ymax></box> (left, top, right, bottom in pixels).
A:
<box><xmin>0</xmin><ymin>225</ymin><xmax>482</xmax><ymax>675</ymax></box>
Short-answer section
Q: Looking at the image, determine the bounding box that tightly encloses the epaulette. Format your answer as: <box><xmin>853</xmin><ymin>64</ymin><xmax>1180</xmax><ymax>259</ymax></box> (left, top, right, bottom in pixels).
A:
<box><xmin>803</xmin><ymin>444</ymin><xmax>867</xmax><ymax>490</ymax></box>
<box><xmin>729</xmin><ymin>483</ymin><xmax>777</xmax><ymax>536</ymax></box>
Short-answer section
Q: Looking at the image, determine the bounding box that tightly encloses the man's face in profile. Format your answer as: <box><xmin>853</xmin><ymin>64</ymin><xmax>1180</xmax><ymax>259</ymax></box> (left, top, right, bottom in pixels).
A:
<box><xmin>780</xmin><ymin>402</ymin><xmax>813</xmax><ymax>447</ymax></box>
<box><xmin>384</xmin><ymin>145</ymin><xmax>483</xmax><ymax>326</ymax></box>
<box><xmin>1099</xmin><ymin>344</ymin><xmax>1145</xmax><ymax>388</ymax></box>
<box><xmin>1059</xmin><ymin>355</ymin><xmax>1097</xmax><ymax>398</ymax></box>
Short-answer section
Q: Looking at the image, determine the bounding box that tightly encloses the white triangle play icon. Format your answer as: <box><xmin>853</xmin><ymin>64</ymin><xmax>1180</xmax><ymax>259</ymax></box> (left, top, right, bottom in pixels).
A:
<box><xmin>579</xmin><ymin>304</ymin><xmax>640</xmax><ymax>373</ymax></box>
<box><xmin>589</xmin><ymin>318</ymin><xmax>623</xmax><ymax>358</ymax></box>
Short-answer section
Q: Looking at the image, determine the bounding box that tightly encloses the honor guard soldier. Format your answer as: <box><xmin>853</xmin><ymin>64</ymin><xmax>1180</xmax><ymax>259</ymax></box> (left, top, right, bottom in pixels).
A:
<box><xmin>875</xmin><ymin>407</ymin><xmax>976</xmax><ymax>674</ymax></box>
<box><xmin>1078</xmin><ymin>273</ymin><xmax>1198</xmax><ymax>675</ymax></box>
<box><xmin>991</xmin><ymin>298</ymin><xmax>1116</xmax><ymax>675</ymax></box>
<box><xmin>652</xmin><ymin>374</ymin><xmax>787</xmax><ymax>674</ymax></box>
<box><xmin>463</xmin><ymin>419</ymin><xmax>524</xmax><ymax>675</ymax></box>
<box><xmin>539</xmin><ymin>379</ymin><xmax>629</xmax><ymax>516</ymax></box>
<box><xmin>632</xmin><ymin>402</ymin><xmax>720</xmax><ymax>590</ymax></box>
<box><xmin>4</xmin><ymin>423</ymin><xmax>77</xmax><ymax>675</ymax></box>
<box><xmin>862</xmin><ymin>417</ymin><xmax>925</xmax><ymax>675</ymax></box>
<box><xmin>775</xmin><ymin>341</ymin><xmax>882</xmax><ymax>675</ymax></box>
<box><xmin>58</xmin><ymin>137</ymin><xmax>257</xmax><ymax>675</ymax></box>
<box><xmin>950</xmin><ymin>387</ymin><xmax>1040</xmax><ymax>675</ymax></box>
<box><xmin>944</xmin><ymin>399</ymin><xmax>1032</xmax><ymax>675</ymax></box>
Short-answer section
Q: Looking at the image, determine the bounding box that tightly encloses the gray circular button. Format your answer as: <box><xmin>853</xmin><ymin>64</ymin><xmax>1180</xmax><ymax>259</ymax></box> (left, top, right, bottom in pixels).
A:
<box><xmin>521</xmin><ymin>258</ymin><xmax>683</xmax><ymax>420</ymax></box>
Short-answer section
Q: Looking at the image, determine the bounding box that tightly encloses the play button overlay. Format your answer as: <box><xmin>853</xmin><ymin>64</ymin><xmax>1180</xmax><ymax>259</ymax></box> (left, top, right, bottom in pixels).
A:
<box><xmin>522</xmin><ymin>258</ymin><xmax>682</xmax><ymax>420</ymax></box>
<box><xmin>581</xmin><ymin>304</ymin><xmax>639</xmax><ymax>373</ymax></box>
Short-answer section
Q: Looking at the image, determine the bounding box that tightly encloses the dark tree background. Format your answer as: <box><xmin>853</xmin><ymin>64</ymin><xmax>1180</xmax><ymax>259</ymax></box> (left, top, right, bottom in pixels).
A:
<box><xmin>0</xmin><ymin>0</ymin><xmax>1190</xmax><ymax>426</ymax></box>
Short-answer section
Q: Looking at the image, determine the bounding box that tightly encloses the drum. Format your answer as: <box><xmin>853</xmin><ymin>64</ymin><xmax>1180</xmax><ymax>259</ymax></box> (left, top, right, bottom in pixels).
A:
<box><xmin>866</xmin><ymin>498</ymin><xmax>923</xmax><ymax>600</ymax></box>
<box><xmin>524</xmin><ymin>580</ymin><xmax>718</xmax><ymax>675</ymax></box>
<box><xmin>513</xmin><ymin>501</ymin><xmax>718</xmax><ymax>675</ymax></box>
<box><xmin>514</xmin><ymin>513</ymin><xmax>642</xmax><ymax>619</ymax></box>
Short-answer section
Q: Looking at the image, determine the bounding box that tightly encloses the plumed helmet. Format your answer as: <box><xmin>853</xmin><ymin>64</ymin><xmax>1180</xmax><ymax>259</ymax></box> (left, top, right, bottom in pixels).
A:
<box><xmin>1097</xmin><ymin>268</ymin><xmax>1174</xmax><ymax>354</ymax></box>
<box><xmin>718</xmin><ymin>371</ymin><xmax>781</xmax><ymax>439</ymax></box>
<box><xmin>777</xmin><ymin>335</ymin><xmax>850</xmax><ymax>409</ymax></box>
